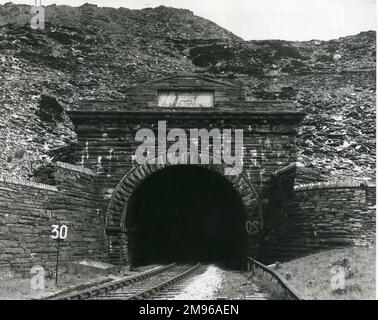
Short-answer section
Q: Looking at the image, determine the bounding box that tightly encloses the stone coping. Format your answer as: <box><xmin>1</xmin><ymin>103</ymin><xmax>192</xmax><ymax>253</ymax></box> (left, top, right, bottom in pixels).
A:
<box><xmin>0</xmin><ymin>176</ymin><xmax>58</xmax><ymax>192</ymax></box>
<box><xmin>55</xmin><ymin>162</ymin><xmax>96</xmax><ymax>176</ymax></box>
<box><xmin>272</xmin><ymin>162</ymin><xmax>305</xmax><ymax>177</ymax></box>
<box><xmin>0</xmin><ymin>162</ymin><xmax>95</xmax><ymax>190</ymax></box>
<box><xmin>68</xmin><ymin>108</ymin><xmax>303</xmax><ymax>115</ymax></box>
<box><xmin>294</xmin><ymin>180</ymin><xmax>375</xmax><ymax>192</ymax></box>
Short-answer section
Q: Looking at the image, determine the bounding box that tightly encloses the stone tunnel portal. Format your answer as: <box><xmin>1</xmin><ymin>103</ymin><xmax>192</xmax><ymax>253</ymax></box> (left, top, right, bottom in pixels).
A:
<box><xmin>68</xmin><ymin>74</ymin><xmax>305</xmax><ymax>267</ymax></box>
<box><xmin>125</xmin><ymin>165</ymin><xmax>247</xmax><ymax>267</ymax></box>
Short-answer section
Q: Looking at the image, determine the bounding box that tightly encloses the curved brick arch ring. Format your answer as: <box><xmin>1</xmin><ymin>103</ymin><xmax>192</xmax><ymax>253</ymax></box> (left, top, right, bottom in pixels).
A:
<box><xmin>105</xmin><ymin>153</ymin><xmax>263</xmax><ymax>264</ymax></box>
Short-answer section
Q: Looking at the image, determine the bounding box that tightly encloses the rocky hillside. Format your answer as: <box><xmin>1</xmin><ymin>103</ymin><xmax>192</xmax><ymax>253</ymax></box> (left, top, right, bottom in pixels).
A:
<box><xmin>0</xmin><ymin>3</ymin><xmax>375</xmax><ymax>181</ymax></box>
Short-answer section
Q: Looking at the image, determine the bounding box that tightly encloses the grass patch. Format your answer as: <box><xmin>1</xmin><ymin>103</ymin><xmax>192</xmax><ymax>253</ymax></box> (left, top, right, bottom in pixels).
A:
<box><xmin>274</xmin><ymin>246</ymin><xmax>375</xmax><ymax>300</ymax></box>
<box><xmin>0</xmin><ymin>272</ymin><xmax>111</xmax><ymax>300</ymax></box>
<box><xmin>249</xmin><ymin>274</ymin><xmax>288</xmax><ymax>300</ymax></box>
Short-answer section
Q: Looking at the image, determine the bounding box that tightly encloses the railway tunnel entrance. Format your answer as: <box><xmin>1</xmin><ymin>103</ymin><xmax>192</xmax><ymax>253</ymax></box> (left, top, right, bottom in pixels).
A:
<box><xmin>66</xmin><ymin>74</ymin><xmax>306</xmax><ymax>268</ymax></box>
<box><xmin>125</xmin><ymin>165</ymin><xmax>247</xmax><ymax>267</ymax></box>
<box><xmin>105</xmin><ymin>158</ymin><xmax>262</xmax><ymax>268</ymax></box>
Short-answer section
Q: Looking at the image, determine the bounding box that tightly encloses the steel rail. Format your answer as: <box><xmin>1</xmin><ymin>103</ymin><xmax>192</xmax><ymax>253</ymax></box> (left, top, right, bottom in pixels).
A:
<box><xmin>244</xmin><ymin>256</ymin><xmax>305</xmax><ymax>300</ymax></box>
<box><xmin>47</xmin><ymin>263</ymin><xmax>177</xmax><ymax>300</ymax></box>
<box><xmin>125</xmin><ymin>263</ymin><xmax>201</xmax><ymax>300</ymax></box>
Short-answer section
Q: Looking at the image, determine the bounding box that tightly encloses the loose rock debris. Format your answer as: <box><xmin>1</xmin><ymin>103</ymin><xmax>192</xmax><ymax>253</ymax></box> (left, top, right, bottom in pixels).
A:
<box><xmin>172</xmin><ymin>265</ymin><xmax>270</xmax><ymax>300</ymax></box>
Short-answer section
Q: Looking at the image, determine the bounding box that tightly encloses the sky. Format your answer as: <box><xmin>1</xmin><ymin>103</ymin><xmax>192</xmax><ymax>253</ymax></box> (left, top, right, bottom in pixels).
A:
<box><xmin>1</xmin><ymin>0</ymin><xmax>376</xmax><ymax>40</ymax></box>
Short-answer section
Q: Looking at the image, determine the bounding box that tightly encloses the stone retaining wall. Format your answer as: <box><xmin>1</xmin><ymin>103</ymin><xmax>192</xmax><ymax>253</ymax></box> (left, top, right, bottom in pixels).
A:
<box><xmin>0</xmin><ymin>178</ymin><xmax>58</xmax><ymax>277</ymax></box>
<box><xmin>0</xmin><ymin>162</ymin><xmax>107</xmax><ymax>277</ymax></box>
<box><xmin>262</xmin><ymin>176</ymin><xmax>376</xmax><ymax>263</ymax></box>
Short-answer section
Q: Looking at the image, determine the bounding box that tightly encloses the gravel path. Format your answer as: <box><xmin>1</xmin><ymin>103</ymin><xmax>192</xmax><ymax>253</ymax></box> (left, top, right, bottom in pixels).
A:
<box><xmin>173</xmin><ymin>265</ymin><xmax>224</xmax><ymax>300</ymax></box>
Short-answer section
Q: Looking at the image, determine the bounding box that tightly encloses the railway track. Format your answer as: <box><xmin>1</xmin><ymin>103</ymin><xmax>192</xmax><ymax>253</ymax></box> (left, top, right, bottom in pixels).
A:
<box><xmin>244</xmin><ymin>256</ymin><xmax>303</xmax><ymax>300</ymax></box>
<box><xmin>50</xmin><ymin>263</ymin><xmax>201</xmax><ymax>300</ymax></box>
<box><xmin>47</xmin><ymin>258</ymin><xmax>303</xmax><ymax>300</ymax></box>
<box><xmin>91</xmin><ymin>263</ymin><xmax>202</xmax><ymax>300</ymax></box>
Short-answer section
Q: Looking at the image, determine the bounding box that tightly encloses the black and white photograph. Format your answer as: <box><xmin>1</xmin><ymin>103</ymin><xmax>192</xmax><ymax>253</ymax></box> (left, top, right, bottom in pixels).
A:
<box><xmin>0</xmin><ymin>0</ymin><xmax>376</xmax><ymax>306</ymax></box>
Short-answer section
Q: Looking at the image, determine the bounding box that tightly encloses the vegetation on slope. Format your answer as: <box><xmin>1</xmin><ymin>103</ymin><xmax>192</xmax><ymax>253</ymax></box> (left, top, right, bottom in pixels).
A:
<box><xmin>275</xmin><ymin>247</ymin><xmax>375</xmax><ymax>300</ymax></box>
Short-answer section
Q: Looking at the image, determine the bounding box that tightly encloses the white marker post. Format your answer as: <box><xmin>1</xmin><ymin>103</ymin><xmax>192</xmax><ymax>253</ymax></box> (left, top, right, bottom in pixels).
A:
<box><xmin>51</xmin><ymin>224</ymin><xmax>68</xmax><ymax>286</ymax></box>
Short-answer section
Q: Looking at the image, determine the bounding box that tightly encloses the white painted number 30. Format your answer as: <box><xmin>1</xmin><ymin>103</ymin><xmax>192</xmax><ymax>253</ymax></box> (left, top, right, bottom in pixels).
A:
<box><xmin>51</xmin><ymin>225</ymin><xmax>68</xmax><ymax>240</ymax></box>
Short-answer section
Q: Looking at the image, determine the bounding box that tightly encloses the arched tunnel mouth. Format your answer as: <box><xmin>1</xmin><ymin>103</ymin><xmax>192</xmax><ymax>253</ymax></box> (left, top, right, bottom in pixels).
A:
<box><xmin>125</xmin><ymin>165</ymin><xmax>247</xmax><ymax>267</ymax></box>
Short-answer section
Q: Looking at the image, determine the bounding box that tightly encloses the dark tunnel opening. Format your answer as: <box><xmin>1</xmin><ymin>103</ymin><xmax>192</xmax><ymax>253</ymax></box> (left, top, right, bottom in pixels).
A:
<box><xmin>125</xmin><ymin>165</ymin><xmax>247</xmax><ymax>267</ymax></box>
